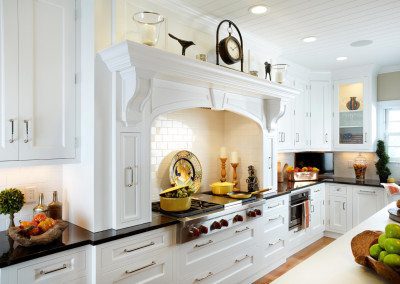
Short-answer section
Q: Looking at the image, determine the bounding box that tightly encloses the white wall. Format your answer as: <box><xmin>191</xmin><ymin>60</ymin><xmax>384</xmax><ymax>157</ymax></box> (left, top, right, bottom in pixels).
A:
<box><xmin>150</xmin><ymin>108</ymin><xmax>262</xmax><ymax>200</ymax></box>
<box><xmin>0</xmin><ymin>165</ymin><xmax>63</xmax><ymax>230</ymax></box>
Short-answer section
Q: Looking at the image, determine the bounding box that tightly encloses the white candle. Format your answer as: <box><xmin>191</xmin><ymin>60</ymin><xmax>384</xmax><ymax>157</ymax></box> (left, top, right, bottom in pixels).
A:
<box><xmin>220</xmin><ymin>147</ymin><xmax>227</xmax><ymax>159</ymax></box>
<box><xmin>231</xmin><ymin>151</ymin><xmax>239</xmax><ymax>163</ymax></box>
<box><xmin>275</xmin><ymin>70</ymin><xmax>284</xmax><ymax>84</ymax></box>
<box><xmin>141</xmin><ymin>24</ymin><xmax>156</xmax><ymax>46</ymax></box>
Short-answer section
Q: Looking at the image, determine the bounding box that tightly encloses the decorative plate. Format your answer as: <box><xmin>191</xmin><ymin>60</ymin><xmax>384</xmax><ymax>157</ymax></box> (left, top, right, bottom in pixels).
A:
<box><xmin>169</xmin><ymin>150</ymin><xmax>202</xmax><ymax>193</ymax></box>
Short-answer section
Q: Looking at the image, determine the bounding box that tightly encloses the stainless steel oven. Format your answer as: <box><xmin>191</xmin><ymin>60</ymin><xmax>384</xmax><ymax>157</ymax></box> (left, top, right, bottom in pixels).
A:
<box><xmin>289</xmin><ymin>190</ymin><xmax>309</xmax><ymax>230</ymax></box>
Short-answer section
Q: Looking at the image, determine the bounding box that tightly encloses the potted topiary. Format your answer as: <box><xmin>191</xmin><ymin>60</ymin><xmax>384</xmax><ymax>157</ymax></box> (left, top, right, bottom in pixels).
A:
<box><xmin>375</xmin><ymin>140</ymin><xmax>391</xmax><ymax>183</ymax></box>
<box><xmin>0</xmin><ymin>188</ymin><xmax>24</xmax><ymax>229</ymax></box>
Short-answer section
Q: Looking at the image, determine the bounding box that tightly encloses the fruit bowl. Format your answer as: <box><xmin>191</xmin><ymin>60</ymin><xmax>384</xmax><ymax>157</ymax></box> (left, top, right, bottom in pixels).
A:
<box><xmin>8</xmin><ymin>219</ymin><xmax>68</xmax><ymax>247</ymax></box>
<box><xmin>351</xmin><ymin>230</ymin><xmax>400</xmax><ymax>283</ymax></box>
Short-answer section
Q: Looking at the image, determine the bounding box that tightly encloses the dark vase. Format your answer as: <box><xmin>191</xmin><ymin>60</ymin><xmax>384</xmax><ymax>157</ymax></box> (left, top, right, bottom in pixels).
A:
<box><xmin>346</xmin><ymin>97</ymin><xmax>360</xmax><ymax>110</ymax></box>
<box><xmin>379</xmin><ymin>175</ymin><xmax>389</xmax><ymax>183</ymax></box>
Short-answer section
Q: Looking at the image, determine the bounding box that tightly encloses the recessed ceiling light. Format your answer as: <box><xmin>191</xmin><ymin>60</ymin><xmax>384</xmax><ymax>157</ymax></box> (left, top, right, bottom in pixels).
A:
<box><xmin>350</xmin><ymin>40</ymin><xmax>373</xmax><ymax>47</ymax></box>
<box><xmin>302</xmin><ymin>36</ymin><xmax>317</xmax><ymax>43</ymax></box>
<box><xmin>249</xmin><ymin>5</ymin><xmax>269</xmax><ymax>14</ymax></box>
<box><xmin>336</xmin><ymin>56</ymin><xmax>348</xmax><ymax>61</ymax></box>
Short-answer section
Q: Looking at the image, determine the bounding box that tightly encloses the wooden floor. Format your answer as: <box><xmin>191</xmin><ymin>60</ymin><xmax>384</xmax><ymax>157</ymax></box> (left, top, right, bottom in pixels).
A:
<box><xmin>254</xmin><ymin>237</ymin><xmax>335</xmax><ymax>284</ymax></box>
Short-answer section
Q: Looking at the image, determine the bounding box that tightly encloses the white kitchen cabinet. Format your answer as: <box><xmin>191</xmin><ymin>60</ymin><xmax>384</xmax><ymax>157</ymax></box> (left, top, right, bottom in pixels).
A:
<box><xmin>310</xmin><ymin>184</ymin><xmax>325</xmax><ymax>235</ymax></box>
<box><xmin>0</xmin><ymin>0</ymin><xmax>19</xmax><ymax>161</ymax></box>
<box><xmin>277</xmin><ymin>99</ymin><xmax>294</xmax><ymax>151</ymax></box>
<box><xmin>328</xmin><ymin>195</ymin><xmax>348</xmax><ymax>234</ymax></box>
<box><xmin>293</xmin><ymin>80</ymin><xmax>307</xmax><ymax>150</ymax></box>
<box><xmin>18</xmin><ymin>0</ymin><xmax>76</xmax><ymax>160</ymax></box>
<box><xmin>352</xmin><ymin>186</ymin><xmax>384</xmax><ymax>226</ymax></box>
<box><xmin>114</xmin><ymin>132</ymin><xmax>150</xmax><ymax>229</ymax></box>
<box><xmin>309</xmin><ymin>81</ymin><xmax>332</xmax><ymax>150</ymax></box>
<box><xmin>0</xmin><ymin>246</ymin><xmax>91</xmax><ymax>284</ymax></box>
<box><xmin>0</xmin><ymin>0</ymin><xmax>76</xmax><ymax>162</ymax></box>
<box><xmin>333</xmin><ymin>75</ymin><xmax>377</xmax><ymax>151</ymax></box>
<box><xmin>95</xmin><ymin>227</ymin><xmax>175</xmax><ymax>284</ymax></box>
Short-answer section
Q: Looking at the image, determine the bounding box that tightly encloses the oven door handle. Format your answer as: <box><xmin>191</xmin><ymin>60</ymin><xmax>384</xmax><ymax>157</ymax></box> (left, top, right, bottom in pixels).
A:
<box><xmin>290</xmin><ymin>202</ymin><xmax>307</xmax><ymax>208</ymax></box>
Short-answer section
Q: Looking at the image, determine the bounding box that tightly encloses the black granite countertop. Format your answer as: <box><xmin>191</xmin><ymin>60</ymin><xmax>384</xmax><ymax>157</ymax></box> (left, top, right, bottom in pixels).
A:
<box><xmin>0</xmin><ymin>213</ymin><xmax>179</xmax><ymax>268</ymax></box>
<box><xmin>0</xmin><ymin>177</ymin><xmax>384</xmax><ymax>268</ymax></box>
<box><xmin>270</xmin><ymin>176</ymin><xmax>384</xmax><ymax>199</ymax></box>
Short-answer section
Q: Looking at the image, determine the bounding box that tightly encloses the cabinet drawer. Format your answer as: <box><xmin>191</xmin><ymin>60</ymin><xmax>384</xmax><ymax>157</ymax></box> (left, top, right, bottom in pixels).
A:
<box><xmin>329</xmin><ymin>185</ymin><xmax>347</xmax><ymax>196</ymax></box>
<box><xmin>180</xmin><ymin>247</ymin><xmax>259</xmax><ymax>284</ymax></box>
<box><xmin>260</xmin><ymin>227</ymin><xmax>287</xmax><ymax>266</ymax></box>
<box><xmin>177</xmin><ymin>222</ymin><xmax>257</xmax><ymax>275</ymax></box>
<box><xmin>311</xmin><ymin>185</ymin><xmax>324</xmax><ymax>198</ymax></box>
<box><xmin>262</xmin><ymin>208</ymin><xmax>288</xmax><ymax>234</ymax></box>
<box><xmin>17</xmin><ymin>250</ymin><xmax>87</xmax><ymax>284</ymax></box>
<box><xmin>264</xmin><ymin>195</ymin><xmax>288</xmax><ymax>213</ymax></box>
<box><xmin>99</xmin><ymin>248</ymin><xmax>173</xmax><ymax>284</ymax></box>
<box><xmin>98</xmin><ymin>227</ymin><xmax>174</xmax><ymax>271</ymax></box>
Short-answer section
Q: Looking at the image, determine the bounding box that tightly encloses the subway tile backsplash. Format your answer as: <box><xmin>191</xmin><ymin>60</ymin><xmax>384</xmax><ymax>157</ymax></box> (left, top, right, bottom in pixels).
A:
<box><xmin>151</xmin><ymin>108</ymin><xmax>263</xmax><ymax>201</ymax></box>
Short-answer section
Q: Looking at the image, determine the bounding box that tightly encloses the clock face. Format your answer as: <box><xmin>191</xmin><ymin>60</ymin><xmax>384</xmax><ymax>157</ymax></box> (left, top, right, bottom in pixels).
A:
<box><xmin>227</xmin><ymin>37</ymin><xmax>240</xmax><ymax>60</ymax></box>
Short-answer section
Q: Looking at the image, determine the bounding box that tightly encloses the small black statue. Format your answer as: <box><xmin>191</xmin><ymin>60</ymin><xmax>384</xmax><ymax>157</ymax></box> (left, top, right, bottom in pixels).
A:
<box><xmin>264</xmin><ymin>61</ymin><xmax>272</xmax><ymax>81</ymax></box>
<box><xmin>168</xmin><ymin>33</ymin><xmax>195</xmax><ymax>56</ymax></box>
<box><xmin>246</xmin><ymin>165</ymin><xmax>259</xmax><ymax>192</ymax></box>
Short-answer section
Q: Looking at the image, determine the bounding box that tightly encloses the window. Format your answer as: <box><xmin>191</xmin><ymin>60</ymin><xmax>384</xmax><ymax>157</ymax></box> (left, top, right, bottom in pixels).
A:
<box><xmin>384</xmin><ymin>107</ymin><xmax>400</xmax><ymax>162</ymax></box>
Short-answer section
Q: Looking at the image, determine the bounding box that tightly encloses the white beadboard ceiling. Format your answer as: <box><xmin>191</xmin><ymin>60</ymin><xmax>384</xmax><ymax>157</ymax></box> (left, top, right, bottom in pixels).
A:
<box><xmin>169</xmin><ymin>0</ymin><xmax>400</xmax><ymax>71</ymax></box>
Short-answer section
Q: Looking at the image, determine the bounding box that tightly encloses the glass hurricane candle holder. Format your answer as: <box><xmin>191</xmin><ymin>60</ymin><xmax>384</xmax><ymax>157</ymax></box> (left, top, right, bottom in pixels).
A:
<box><xmin>133</xmin><ymin>11</ymin><xmax>164</xmax><ymax>46</ymax></box>
<box><xmin>353</xmin><ymin>154</ymin><xmax>367</xmax><ymax>180</ymax></box>
<box><xmin>272</xmin><ymin>64</ymin><xmax>288</xmax><ymax>84</ymax></box>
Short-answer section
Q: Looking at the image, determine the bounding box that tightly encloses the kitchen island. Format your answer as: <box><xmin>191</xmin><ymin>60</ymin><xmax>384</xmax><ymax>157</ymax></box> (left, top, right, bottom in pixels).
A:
<box><xmin>273</xmin><ymin>202</ymin><xmax>398</xmax><ymax>283</ymax></box>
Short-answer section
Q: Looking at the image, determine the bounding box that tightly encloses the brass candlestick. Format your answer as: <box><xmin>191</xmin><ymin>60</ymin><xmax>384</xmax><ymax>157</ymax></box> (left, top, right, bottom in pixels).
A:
<box><xmin>231</xmin><ymin>163</ymin><xmax>239</xmax><ymax>188</ymax></box>
<box><xmin>220</xmin><ymin>158</ymin><xmax>227</xmax><ymax>182</ymax></box>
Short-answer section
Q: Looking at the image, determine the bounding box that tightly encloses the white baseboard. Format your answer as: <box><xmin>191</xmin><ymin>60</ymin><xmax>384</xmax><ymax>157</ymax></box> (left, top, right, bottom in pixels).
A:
<box><xmin>242</xmin><ymin>258</ymin><xmax>287</xmax><ymax>284</ymax></box>
<box><xmin>324</xmin><ymin>231</ymin><xmax>343</xmax><ymax>239</ymax></box>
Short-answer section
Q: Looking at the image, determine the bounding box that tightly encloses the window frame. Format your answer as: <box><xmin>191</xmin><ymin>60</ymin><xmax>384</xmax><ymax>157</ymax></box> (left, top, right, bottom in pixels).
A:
<box><xmin>379</xmin><ymin>100</ymin><xmax>400</xmax><ymax>163</ymax></box>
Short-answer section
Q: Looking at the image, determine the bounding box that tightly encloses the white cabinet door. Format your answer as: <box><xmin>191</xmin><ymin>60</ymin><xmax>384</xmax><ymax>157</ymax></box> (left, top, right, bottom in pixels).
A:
<box><xmin>293</xmin><ymin>80</ymin><xmax>307</xmax><ymax>150</ymax></box>
<box><xmin>115</xmin><ymin>132</ymin><xmax>150</xmax><ymax>229</ymax></box>
<box><xmin>310</xmin><ymin>81</ymin><xmax>331</xmax><ymax>150</ymax></box>
<box><xmin>352</xmin><ymin>186</ymin><xmax>384</xmax><ymax>226</ymax></box>
<box><xmin>18</xmin><ymin>0</ymin><xmax>76</xmax><ymax>160</ymax></box>
<box><xmin>0</xmin><ymin>0</ymin><xmax>19</xmax><ymax>161</ymax></box>
<box><xmin>310</xmin><ymin>185</ymin><xmax>325</xmax><ymax>235</ymax></box>
<box><xmin>323</xmin><ymin>82</ymin><xmax>333</xmax><ymax>149</ymax></box>
<box><xmin>333</xmin><ymin>77</ymin><xmax>372</xmax><ymax>151</ymax></box>
<box><xmin>263</xmin><ymin>136</ymin><xmax>274</xmax><ymax>187</ymax></box>
<box><xmin>329</xmin><ymin>195</ymin><xmax>347</xmax><ymax>233</ymax></box>
<box><xmin>277</xmin><ymin>100</ymin><xmax>294</xmax><ymax>151</ymax></box>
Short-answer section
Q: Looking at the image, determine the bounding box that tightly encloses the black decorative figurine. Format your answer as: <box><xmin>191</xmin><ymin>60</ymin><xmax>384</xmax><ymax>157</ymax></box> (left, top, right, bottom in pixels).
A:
<box><xmin>246</xmin><ymin>165</ymin><xmax>259</xmax><ymax>192</ymax></box>
<box><xmin>168</xmin><ymin>33</ymin><xmax>195</xmax><ymax>56</ymax></box>
<box><xmin>264</xmin><ymin>61</ymin><xmax>272</xmax><ymax>81</ymax></box>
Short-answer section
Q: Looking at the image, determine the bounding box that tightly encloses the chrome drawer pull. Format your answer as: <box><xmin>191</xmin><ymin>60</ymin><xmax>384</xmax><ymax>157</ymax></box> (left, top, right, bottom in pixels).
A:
<box><xmin>268</xmin><ymin>215</ymin><xmax>282</xmax><ymax>221</ymax></box>
<box><xmin>23</xmin><ymin>120</ymin><xmax>29</xmax><ymax>143</ymax></box>
<box><xmin>359</xmin><ymin>190</ymin><xmax>376</xmax><ymax>195</ymax></box>
<box><xmin>235</xmin><ymin>226</ymin><xmax>249</xmax><ymax>233</ymax></box>
<box><xmin>314</xmin><ymin>189</ymin><xmax>320</xmax><ymax>193</ymax></box>
<box><xmin>267</xmin><ymin>203</ymin><xmax>281</xmax><ymax>209</ymax></box>
<box><xmin>269</xmin><ymin>239</ymin><xmax>282</xmax><ymax>247</ymax></box>
<box><xmin>194</xmin><ymin>240</ymin><xmax>213</xmax><ymax>248</ymax></box>
<box><xmin>9</xmin><ymin>119</ymin><xmax>15</xmax><ymax>143</ymax></box>
<box><xmin>294</xmin><ymin>228</ymin><xmax>302</xmax><ymax>234</ymax></box>
<box><xmin>235</xmin><ymin>254</ymin><xmax>250</xmax><ymax>263</ymax></box>
<box><xmin>195</xmin><ymin>272</ymin><xmax>213</xmax><ymax>282</ymax></box>
<box><xmin>125</xmin><ymin>166</ymin><xmax>134</xmax><ymax>187</ymax></box>
<box><xmin>40</xmin><ymin>264</ymin><xmax>68</xmax><ymax>275</ymax></box>
<box><xmin>124</xmin><ymin>241</ymin><xmax>155</xmax><ymax>253</ymax></box>
<box><xmin>125</xmin><ymin>261</ymin><xmax>156</xmax><ymax>274</ymax></box>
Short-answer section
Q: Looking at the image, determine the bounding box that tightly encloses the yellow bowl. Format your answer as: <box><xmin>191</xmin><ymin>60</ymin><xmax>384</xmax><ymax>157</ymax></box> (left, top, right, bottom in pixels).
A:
<box><xmin>160</xmin><ymin>196</ymin><xmax>191</xmax><ymax>212</ymax></box>
<box><xmin>210</xmin><ymin>182</ymin><xmax>235</xmax><ymax>195</ymax></box>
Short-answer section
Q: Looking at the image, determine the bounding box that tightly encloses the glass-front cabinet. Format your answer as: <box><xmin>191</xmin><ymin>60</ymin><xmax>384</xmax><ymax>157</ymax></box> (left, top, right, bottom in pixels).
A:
<box><xmin>333</xmin><ymin>77</ymin><xmax>375</xmax><ymax>151</ymax></box>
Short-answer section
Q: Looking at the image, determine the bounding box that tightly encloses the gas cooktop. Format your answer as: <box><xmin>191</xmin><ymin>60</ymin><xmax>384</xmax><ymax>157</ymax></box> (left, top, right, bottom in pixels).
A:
<box><xmin>152</xmin><ymin>199</ymin><xmax>224</xmax><ymax>218</ymax></box>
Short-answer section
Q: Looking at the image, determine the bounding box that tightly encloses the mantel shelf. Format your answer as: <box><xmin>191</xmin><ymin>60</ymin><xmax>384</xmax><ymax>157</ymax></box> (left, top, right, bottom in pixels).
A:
<box><xmin>100</xmin><ymin>41</ymin><xmax>299</xmax><ymax>99</ymax></box>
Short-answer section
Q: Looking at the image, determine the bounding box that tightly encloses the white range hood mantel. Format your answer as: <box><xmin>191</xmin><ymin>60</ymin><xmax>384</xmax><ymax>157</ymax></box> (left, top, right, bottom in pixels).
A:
<box><xmin>99</xmin><ymin>40</ymin><xmax>299</xmax><ymax>125</ymax></box>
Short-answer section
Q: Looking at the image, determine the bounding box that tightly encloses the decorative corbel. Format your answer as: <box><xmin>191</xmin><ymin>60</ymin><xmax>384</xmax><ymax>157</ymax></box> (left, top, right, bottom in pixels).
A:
<box><xmin>264</xmin><ymin>98</ymin><xmax>287</xmax><ymax>132</ymax></box>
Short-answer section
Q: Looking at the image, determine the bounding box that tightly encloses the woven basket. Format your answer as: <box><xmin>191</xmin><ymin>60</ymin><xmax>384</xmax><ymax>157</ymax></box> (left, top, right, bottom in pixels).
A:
<box><xmin>8</xmin><ymin>220</ymin><xmax>68</xmax><ymax>247</ymax></box>
<box><xmin>351</xmin><ymin>230</ymin><xmax>400</xmax><ymax>283</ymax></box>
